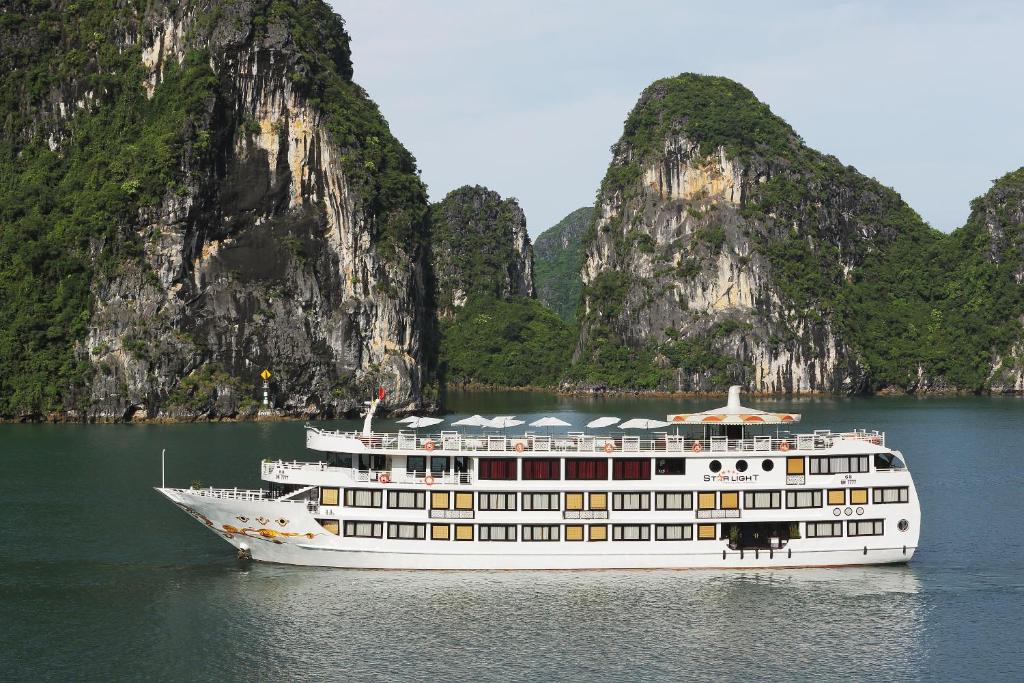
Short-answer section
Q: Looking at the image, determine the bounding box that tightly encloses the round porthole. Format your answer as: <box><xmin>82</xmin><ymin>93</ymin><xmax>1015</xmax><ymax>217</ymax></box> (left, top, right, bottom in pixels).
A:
<box><xmin>832</xmin><ymin>508</ymin><xmax>842</xmax><ymax>517</ymax></box>
<box><xmin>844</xmin><ymin>507</ymin><xmax>853</xmax><ymax>516</ymax></box>
<box><xmin>761</xmin><ymin>459</ymin><xmax>774</xmax><ymax>472</ymax></box>
<box><xmin>898</xmin><ymin>519</ymin><xmax>909</xmax><ymax>532</ymax></box>
<box><xmin>736</xmin><ymin>460</ymin><xmax>748</xmax><ymax>472</ymax></box>
<box><xmin>856</xmin><ymin>507</ymin><xmax>864</xmax><ymax>516</ymax></box>
<box><xmin>709</xmin><ymin>460</ymin><xmax>722</xmax><ymax>473</ymax></box>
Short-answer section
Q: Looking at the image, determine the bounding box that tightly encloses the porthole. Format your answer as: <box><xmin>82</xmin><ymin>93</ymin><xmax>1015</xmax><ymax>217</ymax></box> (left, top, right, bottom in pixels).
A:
<box><xmin>832</xmin><ymin>508</ymin><xmax>842</xmax><ymax>517</ymax></box>
<box><xmin>761</xmin><ymin>459</ymin><xmax>774</xmax><ymax>472</ymax></box>
<box><xmin>736</xmin><ymin>460</ymin><xmax>748</xmax><ymax>472</ymax></box>
<box><xmin>709</xmin><ymin>460</ymin><xmax>722</xmax><ymax>473</ymax></box>
<box><xmin>844</xmin><ymin>507</ymin><xmax>853</xmax><ymax>516</ymax></box>
<box><xmin>855</xmin><ymin>507</ymin><xmax>864</xmax><ymax>516</ymax></box>
<box><xmin>898</xmin><ymin>519</ymin><xmax>909</xmax><ymax>532</ymax></box>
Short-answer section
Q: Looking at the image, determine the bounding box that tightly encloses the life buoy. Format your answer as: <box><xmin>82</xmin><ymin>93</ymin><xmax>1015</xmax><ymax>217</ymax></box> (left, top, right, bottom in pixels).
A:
<box><xmin>779</xmin><ymin>441</ymin><xmax>791</xmax><ymax>452</ymax></box>
<box><xmin>691</xmin><ymin>441</ymin><xmax>703</xmax><ymax>453</ymax></box>
<box><xmin>515</xmin><ymin>443</ymin><xmax>525</xmax><ymax>453</ymax></box>
<box><xmin>378</xmin><ymin>473</ymin><xmax>390</xmax><ymax>484</ymax></box>
<box><xmin>424</xmin><ymin>440</ymin><xmax>435</xmax><ymax>452</ymax></box>
<box><xmin>603</xmin><ymin>443</ymin><xmax>614</xmax><ymax>454</ymax></box>
<box><xmin>424</xmin><ymin>475</ymin><xmax>435</xmax><ymax>486</ymax></box>
<box><xmin>870</xmin><ymin>436</ymin><xmax>881</xmax><ymax>445</ymax></box>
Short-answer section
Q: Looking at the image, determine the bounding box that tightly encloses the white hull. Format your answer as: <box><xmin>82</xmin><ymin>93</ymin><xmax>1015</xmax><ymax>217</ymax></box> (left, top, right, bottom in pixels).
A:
<box><xmin>159</xmin><ymin>487</ymin><xmax>918</xmax><ymax>570</ymax></box>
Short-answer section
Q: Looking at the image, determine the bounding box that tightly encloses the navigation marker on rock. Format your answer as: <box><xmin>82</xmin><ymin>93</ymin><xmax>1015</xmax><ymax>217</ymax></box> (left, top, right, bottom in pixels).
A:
<box><xmin>261</xmin><ymin>369</ymin><xmax>272</xmax><ymax>406</ymax></box>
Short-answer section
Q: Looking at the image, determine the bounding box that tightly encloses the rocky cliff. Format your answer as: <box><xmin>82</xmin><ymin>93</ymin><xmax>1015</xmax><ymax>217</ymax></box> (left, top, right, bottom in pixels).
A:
<box><xmin>0</xmin><ymin>0</ymin><xmax>433</xmax><ymax>420</ymax></box>
<box><xmin>430</xmin><ymin>185</ymin><xmax>534</xmax><ymax>316</ymax></box>
<box><xmin>570</xmin><ymin>74</ymin><xmax>993</xmax><ymax>394</ymax></box>
<box><xmin>534</xmin><ymin>206</ymin><xmax>593</xmax><ymax>321</ymax></box>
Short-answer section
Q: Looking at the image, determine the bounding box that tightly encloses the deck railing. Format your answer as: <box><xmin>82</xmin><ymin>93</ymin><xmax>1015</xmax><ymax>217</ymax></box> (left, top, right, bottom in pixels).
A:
<box><xmin>184</xmin><ymin>486</ymin><xmax>290</xmax><ymax>502</ymax></box>
<box><xmin>307</xmin><ymin>427</ymin><xmax>885</xmax><ymax>455</ymax></box>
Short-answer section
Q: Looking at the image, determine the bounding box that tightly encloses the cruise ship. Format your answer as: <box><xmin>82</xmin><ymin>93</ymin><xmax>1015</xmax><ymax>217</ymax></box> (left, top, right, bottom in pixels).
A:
<box><xmin>157</xmin><ymin>387</ymin><xmax>921</xmax><ymax>569</ymax></box>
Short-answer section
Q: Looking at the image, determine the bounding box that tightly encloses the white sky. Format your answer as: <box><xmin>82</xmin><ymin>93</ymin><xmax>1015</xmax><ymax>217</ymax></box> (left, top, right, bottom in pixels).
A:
<box><xmin>330</xmin><ymin>0</ymin><xmax>1024</xmax><ymax>237</ymax></box>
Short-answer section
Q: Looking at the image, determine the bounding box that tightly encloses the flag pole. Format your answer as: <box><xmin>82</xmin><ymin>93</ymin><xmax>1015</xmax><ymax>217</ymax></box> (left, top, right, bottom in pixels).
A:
<box><xmin>161</xmin><ymin>448</ymin><xmax>166</xmax><ymax>488</ymax></box>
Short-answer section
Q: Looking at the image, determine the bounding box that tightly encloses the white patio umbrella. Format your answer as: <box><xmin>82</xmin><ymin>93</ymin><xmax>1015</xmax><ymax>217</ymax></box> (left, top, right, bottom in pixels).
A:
<box><xmin>451</xmin><ymin>414</ymin><xmax>491</xmax><ymax>428</ymax></box>
<box><xmin>619</xmin><ymin>418</ymin><xmax>671</xmax><ymax>430</ymax></box>
<box><xmin>395</xmin><ymin>415</ymin><xmax>418</xmax><ymax>424</ymax></box>
<box><xmin>529</xmin><ymin>417</ymin><xmax>572</xmax><ymax>428</ymax></box>
<box><xmin>487</xmin><ymin>417</ymin><xmax>525</xmax><ymax>429</ymax></box>
<box><xmin>404</xmin><ymin>416</ymin><xmax>444</xmax><ymax>429</ymax></box>
<box><xmin>586</xmin><ymin>416</ymin><xmax>621</xmax><ymax>429</ymax></box>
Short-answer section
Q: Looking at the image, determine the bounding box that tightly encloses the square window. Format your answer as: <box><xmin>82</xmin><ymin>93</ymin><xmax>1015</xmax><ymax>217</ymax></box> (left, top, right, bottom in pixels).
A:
<box><xmin>850</xmin><ymin>488</ymin><xmax>868</xmax><ymax>505</ymax></box>
<box><xmin>320</xmin><ymin>487</ymin><xmax>339</xmax><ymax>506</ymax></box>
<box><xmin>566</xmin><ymin>525</ymin><xmax>584</xmax><ymax>541</ymax></box>
<box><xmin>828</xmin><ymin>489</ymin><xmax>846</xmax><ymax>506</ymax></box>
<box><xmin>318</xmin><ymin>519</ymin><xmax>340</xmax><ymax>535</ymax></box>
<box><xmin>786</xmin><ymin>457</ymin><xmax>805</xmax><ymax>475</ymax></box>
<box><xmin>454</xmin><ymin>524</ymin><xmax>473</xmax><ymax>541</ymax></box>
<box><xmin>565</xmin><ymin>493</ymin><xmax>584</xmax><ymax>510</ymax></box>
<box><xmin>698</xmin><ymin>492</ymin><xmax>716</xmax><ymax>510</ymax></box>
<box><xmin>720</xmin><ymin>492</ymin><xmax>739</xmax><ymax>509</ymax></box>
<box><xmin>697</xmin><ymin>524</ymin><xmax>717</xmax><ymax>540</ymax></box>
<box><xmin>431</xmin><ymin>491</ymin><xmax>450</xmax><ymax>509</ymax></box>
<box><xmin>454</xmin><ymin>492</ymin><xmax>474</xmax><ymax>510</ymax></box>
<box><xmin>589</xmin><ymin>525</ymin><xmax>607</xmax><ymax>541</ymax></box>
<box><xmin>589</xmin><ymin>492</ymin><xmax>607</xmax><ymax>510</ymax></box>
<box><xmin>431</xmin><ymin>524</ymin><xmax>450</xmax><ymax>540</ymax></box>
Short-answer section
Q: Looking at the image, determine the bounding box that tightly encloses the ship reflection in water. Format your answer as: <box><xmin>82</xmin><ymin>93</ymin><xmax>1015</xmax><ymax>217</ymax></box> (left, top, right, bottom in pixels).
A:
<box><xmin>208</xmin><ymin>565</ymin><xmax>923</xmax><ymax>681</ymax></box>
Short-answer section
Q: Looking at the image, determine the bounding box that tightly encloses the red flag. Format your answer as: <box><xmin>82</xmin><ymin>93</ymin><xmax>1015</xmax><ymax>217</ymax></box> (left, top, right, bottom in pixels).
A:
<box><xmin>377</xmin><ymin>386</ymin><xmax>385</xmax><ymax>400</ymax></box>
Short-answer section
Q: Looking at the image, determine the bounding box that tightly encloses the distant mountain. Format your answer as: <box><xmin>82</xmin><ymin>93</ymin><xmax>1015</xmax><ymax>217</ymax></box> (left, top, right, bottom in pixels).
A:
<box><xmin>534</xmin><ymin>207</ymin><xmax>594</xmax><ymax>321</ymax></box>
<box><xmin>569</xmin><ymin>73</ymin><xmax>1024</xmax><ymax>394</ymax></box>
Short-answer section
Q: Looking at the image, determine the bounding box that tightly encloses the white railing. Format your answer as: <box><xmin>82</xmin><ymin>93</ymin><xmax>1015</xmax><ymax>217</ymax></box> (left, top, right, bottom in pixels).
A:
<box><xmin>185</xmin><ymin>487</ymin><xmax>275</xmax><ymax>502</ymax></box>
<box><xmin>697</xmin><ymin>509</ymin><xmax>741</xmax><ymax>519</ymax></box>
<box><xmin>429</xmin><ymin>509</ymin><xmax>475</xmax><ymax>519</ymax></box>
<box><xmin>305</xmin><ymin>427</ymin><xmax>885</xmax><ymax>455</ymax></box>
<box><xmin>563</xmin><ymin>510</ymin><xmax>610</xmax><ymax>519</ymax></box>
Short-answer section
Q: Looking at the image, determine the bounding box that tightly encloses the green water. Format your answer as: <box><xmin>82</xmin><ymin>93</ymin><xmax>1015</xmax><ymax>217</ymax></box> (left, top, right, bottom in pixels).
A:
<box><xmin>2</xmin><ymin>392</ymin><xmax>1023</xmax><ymax>681</ymax></box>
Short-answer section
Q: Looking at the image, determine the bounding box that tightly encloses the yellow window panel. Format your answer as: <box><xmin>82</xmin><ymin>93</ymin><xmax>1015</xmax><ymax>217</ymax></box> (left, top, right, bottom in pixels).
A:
<box><xmin>720</xmin><ymin>492</ymin><xmax>739</xmax><ymax>509</ymax></box>
<box><xmin>320</xmin><ymin>487</ymin><xmax>339</xmax><ymax>506</ymax></box>
<box><xmin>589</xmin><ymin>492</ymin><xmax>607</xmax><ymax>510</ymax></box>
<box><xmin>319</xmin><ymin>519</ymin><xmax>340</xmax><ymax>535</ymax></box>
<box><xmin>431</xmin><ymin>491</ymin><xmax>450</xmax><ymax>509</ymax></box>
<box><xmin>454</xmin><ymin>492</ymin><xmax>474</xmax><ymax>510</ymax></box>
<box><xmin>589</xmin><ymin>525</ymin><xmax>607</xmax><ymax>541</ymax></box>
<box><xmin>786</xmin><ymin>457</ymin><xmax>805</xmax><ymax>475</ymax></box>
<box><xmin>431</xmin><ymin>524</ymin><xmax>450</xmax><ymax>540</ymax></box>
<box><xmin>565</xmin><ymin>493</ymin><xmax>584</xmax><ymax>510</ymax></box>
<box><xmin>828</xmin><ymin>489</ymin><xmax>846</xmax><ymax>505</ymax></box>
<box><xmin>850</xmin><ymin>488</ymin><xmax>869</xmax><ymax>505</ymax></box>
<box><xmin>565</xmin><ymin>525</ymin><xmax>584</xmax><ymax>541</ymax></box>
<box><xmin>455</xmin><ymin>524</ymin><xmax>473</xmax><ymax>541</ymax></box>
<box><xmin>698</xmin><ymin>492</ymin><xmax>716</xmax><ymax>510</ymax></box>
<box><xmin>697</xmin><ymin>524</ymin><xmax>717</xmax><ymax>540</ymax></box>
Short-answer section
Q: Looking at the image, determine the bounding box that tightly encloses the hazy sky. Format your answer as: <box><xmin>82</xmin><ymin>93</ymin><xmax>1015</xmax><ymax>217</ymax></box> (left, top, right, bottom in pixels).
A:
<box><xmin>331</xmin><ymin>1</ymin><xmax>1024</xmax><ymax>237</ymax></box>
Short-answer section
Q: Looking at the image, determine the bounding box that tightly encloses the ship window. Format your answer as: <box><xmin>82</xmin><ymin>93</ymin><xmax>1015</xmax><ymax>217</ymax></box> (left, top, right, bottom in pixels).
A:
<box><xmin>522</xmin><ymin>493</ymin><xmax>560</xmax><ymax>511</ymax></box>
<box><xmin>454</xmin><ymin>524</ymin><xmax>474</xmax><ymax>541</ymax></box>
<box><xmin>786</xmin><ymin>457</ymin><xmax>805</xmax><ymax>475</ymax></box>
<box><xmin>806</xmin><ymin>521</ymin><xmax>843</xmax><ymax>538</ymax></box>
<box><xmin>454</xmin><ymin>492</ymin><xmax>474</xmax><ymax>510</ymax></box>
<box><xmin>387</xmin><ymin>522</ymin><xmax>426</xmax><ymax>540</ymax></box>
<box><xmin>522</xmin><ymin>525</ymin><xmax>560</xmax><ymax>541</ymax></box>
<box><xmin>522</xmin><ymin>458</ymin><xmax>561</xmax><ymax>480</ymax></box>
<box><xmin>808</xmin><ymin>456</ymin><xmax>870</xmax><ymax>475</ymax></box>
<box><xmin>431</xmin><ymin>491</ymin><xmax>450</xmax><ymax>510</ymax></box>
<box><xmin>697</xmin><ymin>492</ymin><xmax>716</xmax><ymax>510</ymax></box>
<box><xmin>479</xmin><ymin>492</ymin><xmax>517</xmax><ymax>511</ymax></box>
<box><xmin>431</xmin><ymin>524</ymin><xmax>450</xmax><ymax>540</ymax></box>
<box><xmin>565</xmin><ymin>458</ymin><xmax>608</xmax><ymax>480</ymax></box>
<box><xmin>655</xmin><ymin>492</ymin><xmax>693</xmax><ymax>510</ymax></box>
<box><xmin>786</xmin><ymin>489</ymin><xmax>823</xmax><ymax>509</ymax></box>
<box><xmin>709</xmin><ymin>460</ymin><xmax>722</xmax><ymax>473</ymax></box>
<box><xmin>655</xmin><ymin>524</ymin><xmax>693</xmax><ymax>541</ymax></box>
<box><xmin>565</xmin><ymin>493</ymin><xmax>584</xmax><ymax>511</ymax></box>
<box><xmin>612</xmin><ymin>492</ymin><xmax>651</xmax><ymax>511</ymax></box>
<box><xmin>827</xmin><ymin>489</ymin><xmax>846</xmax><ymax>506</ymax></box>
<box><xmin>655</xmin><ymin>458</ymin><xmax>686</xmax><ymax>475</ymax></box>
<box><xmin>613</xmin><ymin>458</ymin><xmax>652</xmax><ymax>480</ymax></box>
<box><xmin>589</xmin><ymin>492</ymin><xmax>608</xmax><ymax>511</ymax></box>
<box><xmin>320</xmin><ymin>487</ymin><xmax>340</xmax><ymax>506</ymax></box>
<box><xmin>720</xmin><ymin>492</ymin><xmax>739</xmax><ymax>510</ymax></box>
<box><xmin>388</xmin><ymin>490</ymin><xmax>426</xmax><ymax>509</ymax></box>
<box><xmin>848</xmin><ymin>519</ymin><xmax>884</xmax><ymax>537</ymax></box>
<box><xmin>697</xmin><ymin>524</ymin><xmax>717</xmax><ymax>540</ymax></box>
<box><xmin>344</xmin><ymin>489</ymin><xmax>382</xmax><ymax>508</ymax></box>
<box><xmin>565</xmin><ymin>525</ymin><xmax>584</xmax><ymax>541</ymax></box>
<box><xmin>874</xmin><ymin>452</ymin><xmax>906</xmax><ymax>471</ymax></box>
<box><xmin>743</xmin><ymin>490</ymin><xmax>781</xmax><ymax>509</ymax></box>
<box><xmin>873</xmin><ymin>487</ymin><xmax>910</xmax><ymax>504</ymax></box>
<box><xmin>430</xmin><ymin>457</ymin><xmax>450</xmax><ymax>475</ymax></box>
<box><xmin>612</xmin><ymin>524</ymin><xmax>651</xmax><ymax>541</ymax></box>
<box><xmin>406</xmin><ymin>456</ymin><xmax>427</xmax><ymax>476</ymax></box>
<box><xmin>478</xmin><ymin>458</ymin><xmax>518</xmax><ymax>480</ymax></box>
<box><xmin>317</xmin><ymin>519</ymin><xmax>340</xmax><ymax>535</ymax></box>
<box><xmin>588</xmin><ymin>525</ymin><xmax>608</xmax><ymax>541</ymax></box>
<box><xmin>736</xmin><ymin>460</ymin><xmax>748</xmax><ymax>472</ymax></box>
<box><xmin>850</xmin><ymin>489</ymin><xmax>869</xmax><ymax>505</ymax></box>
<box><xmin>478</xmin><ymin>524</ymin><xmax>517</xmax><ymax>542</ymax></box>
<box><xmin>344</xmin><ymin>521</ymin><xmax>383</xmax><ymax>538</ymax></box>
<box><xmin>762</xmin><ymin>459</ymin><xmax>775</xmax><ymax>472</ymax></box>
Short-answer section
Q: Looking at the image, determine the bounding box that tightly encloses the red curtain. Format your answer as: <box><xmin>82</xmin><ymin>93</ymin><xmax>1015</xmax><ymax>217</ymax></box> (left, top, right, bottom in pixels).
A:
<box><xmin>565</xmin><ymin>458</ymin><xmax>609</xmax><ymax>480</ymax></box>
<box><xmin>613</xmin><ymin>458</ymin><xmax>651</xmax><ymax>480</ymax></box>
<box><xmin>479</xmin><ymin>458</ymin><xmax>518</xmax><ymax>480</ymax></box>
<box><xmin>522</xmin><ymin>458</ymin><xmax>560</xmax><ymax>480</ymax></box>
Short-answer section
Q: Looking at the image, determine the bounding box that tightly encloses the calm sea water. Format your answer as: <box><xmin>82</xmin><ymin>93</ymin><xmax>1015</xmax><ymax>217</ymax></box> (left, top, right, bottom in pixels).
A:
<box><xmin>2</xmin><ymin>392</ymin><xmax>1023</xmax><ymax>681</ymax></box>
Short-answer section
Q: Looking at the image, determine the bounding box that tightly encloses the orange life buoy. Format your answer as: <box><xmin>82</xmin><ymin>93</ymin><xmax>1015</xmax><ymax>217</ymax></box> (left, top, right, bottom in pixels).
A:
<box><xmin>515</xmin><ymin>443</ymin><xmax>525</xmax><ymax>453</ymax></box>
<box><xmin>378</xmin><ymin>473</ymin><xmax>390</xmax><ymax>484</ymax></box>
<box><xmin>691</xmin><ymin>441</ymin><xmax>703</xmax><ymax>453</ymax></box>
<box><xmin>424</xmin><ymin>475</ymin><xmax>435</xmax><ymax>486</ymax></box>
<box><xmin>603</xmin><ymin>442</ymin><xmax>614</xmax><ymax>454</ymax></box>
<box><xmin>779</xmin><ymin>441</ymin><xmax>791</xmax><ymax>452</ymax></box>
<box><xmin>870</xmin><ymin>436</ymin><xmax>881</xmax><ymax>445</ymax></box>
<box><xmin>424</xmin><ymin>440</ymin><xmax>435</xmax><ymax>452</ymax></box>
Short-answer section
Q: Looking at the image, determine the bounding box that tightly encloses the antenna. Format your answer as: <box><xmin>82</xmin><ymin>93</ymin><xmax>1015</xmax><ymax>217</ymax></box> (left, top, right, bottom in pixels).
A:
<box><xmin>161</xmin><ymin>448</ymin><xmax>166</xmax><ymax>488</ymax></box>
